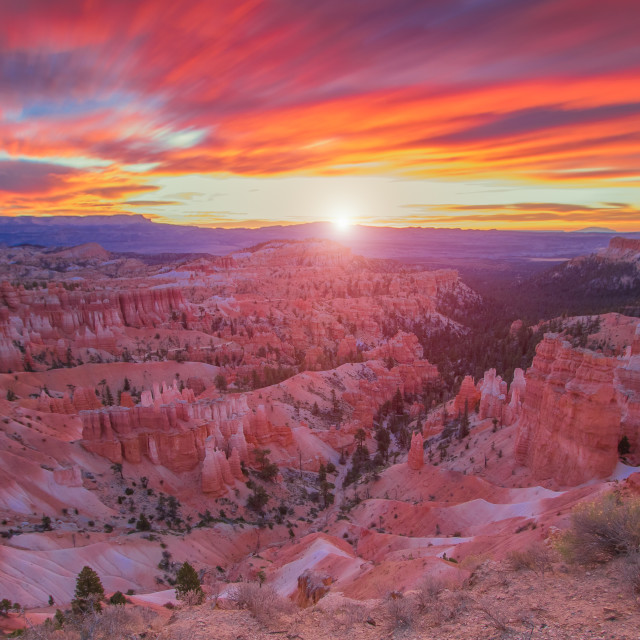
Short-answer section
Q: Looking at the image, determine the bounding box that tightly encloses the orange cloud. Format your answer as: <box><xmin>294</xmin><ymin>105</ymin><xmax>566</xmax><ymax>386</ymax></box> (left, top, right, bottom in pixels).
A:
<box><xmin>402</xmin><ymin>202</ymin><xmax>640</xmax><ymax>230</ymax></box>
<box><xmin>1</xmin><ymin>0</ymin><xmax>640</xmax><ymax>227</ymax></box>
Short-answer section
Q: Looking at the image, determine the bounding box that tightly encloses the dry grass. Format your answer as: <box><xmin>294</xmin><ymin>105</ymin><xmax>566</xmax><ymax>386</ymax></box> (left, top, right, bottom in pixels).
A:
<box><xmin>202</xmin><ymin>576</ymin><xmax>223</xmax><ymax>608</ymax></box>
<box><xmin>473</xmin><ymin>596</ymin><xmax>511</xmax><ymax>633</ymax></box>
<box><xmin>555</xmin><ymin>493</ymin><xmax>640</xmax><ymax>564</ymax></box>
<box><xmin>415</xmin><ymin>575</ymin><xmax>447</xmax><ymax>613</ymax></box>
<box><xmin>317</xmin><ymin>597</ymin><xmax>370</xmax><ymax>632</ymax></box>
<box><xmin>384</xmin><ymin>591</ymin><xmax>416</xmax><ymax>630</ymax></box>
<box><xmin>620</xmin><ymin>551</ymin><xmax>640</xmax><ymax>600</ymax></box>
<box><xmin>508</xmin><ymin>541</ymin><xmax>555</xmax><ymax>576</ymax></box>
<box><xmin>229</xmin><ymin>581</ymin><xmax>293</xmax><ymax>626</ymax></box>
<box><xmin>21</xmin><ymin>605</ymin><xmax>160</xmax><ymax>640</ymax></box>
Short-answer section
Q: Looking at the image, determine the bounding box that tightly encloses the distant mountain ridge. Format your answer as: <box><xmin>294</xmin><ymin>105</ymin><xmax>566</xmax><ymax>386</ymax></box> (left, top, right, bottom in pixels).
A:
<box><xmin>2</xmin><ymin>215</ymin><xmax>639</xmax><ymax>261</ymax></box>
<box><xmin>494</xmin><ymin>235</ymin><xmax>640</xmax><ymax>321</ymax></box>
<box><xmin>573</xmin><ymin>226</ymin><xmax>618</xmax><ymax>233</ymax></box>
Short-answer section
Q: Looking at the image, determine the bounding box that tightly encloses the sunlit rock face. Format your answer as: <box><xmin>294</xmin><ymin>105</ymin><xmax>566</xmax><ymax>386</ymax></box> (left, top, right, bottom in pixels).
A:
<box><xmin>0</xmin><ymin>278</ymin><xmax>187</xmax><ymax>371</ymax></box>
<box><xmin>599</xmin><ymin>236</ymin><xmax>640</xmax><ymax>261</ymax></box>
<box><xmin>453</xmin><ymin>375</ymin><xmax>480</xmax><ymax>415</ymax></box>
<box><xmin>515</xmin><ymin>334</ymin><xmax>640</xmax><ymax>485</ymax></box>
<box><xmin>80</xmin><ymin>390</ymin><xmax>251</xmax><ymax>475</ymax></box>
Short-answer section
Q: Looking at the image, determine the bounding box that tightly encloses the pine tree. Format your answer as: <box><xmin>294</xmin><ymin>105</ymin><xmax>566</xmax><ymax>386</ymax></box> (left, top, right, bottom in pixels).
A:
<box><xmin>215</xmin><ymin>373</ymin><xmax>227</xmax><ymax>391</ymax></box>
<box><xmin>72</xmin><ymin>566</ymin><xmax>105</xmax><ymax>614</ymax></box>
<box><xmin>457</xmin><ymin>399</ymin><xmax>470</xmax><ymax>440</ymax></box>
<box><xmin>136</xmin><ymin>513</ymin><xmax>152</xmax><ymax>531</ymax></box>
<box><xmin>393</xmin><ymin>388</ymin><xmax>404</xmax><ymax>415</ymax></box>
<box><xmin>175</xmin><ymin>562</ymin><xmax>204</xmax><ymax>603</ymax></box>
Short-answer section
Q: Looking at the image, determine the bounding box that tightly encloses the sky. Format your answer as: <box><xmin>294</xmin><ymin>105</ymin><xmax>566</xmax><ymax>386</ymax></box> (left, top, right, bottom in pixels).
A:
<box><xmin>0</xmin><ymin>0</ymin><xmax>639</xmax><ymax>231</ymax></box>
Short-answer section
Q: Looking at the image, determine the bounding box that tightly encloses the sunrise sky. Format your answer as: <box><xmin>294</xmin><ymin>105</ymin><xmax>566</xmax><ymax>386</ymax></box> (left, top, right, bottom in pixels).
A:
<box><xmin>1</xmin><ymin>0</ymin><xmax>639</xmax><ymax>231</ymax></box>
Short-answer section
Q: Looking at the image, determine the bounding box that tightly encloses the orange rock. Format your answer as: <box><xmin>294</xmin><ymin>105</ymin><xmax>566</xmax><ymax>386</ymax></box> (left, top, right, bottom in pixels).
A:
<box><xmin>296</xmin><ymin>570</ymin><xmax>332</xmax><ymax>607</ymax></box>
<box><xmin>407</xmin><ymin>432</ymin><xmax>424</xmax><ymax>470</ymax></box>
<box><xmin>119</xmin><ymin>392</ymin><xmax>135</xmax><ymax>408</ymax></box>
<box><xmin>515</xmin><ymin>335</ymin><xmax>625</xmax><ymax>485</ymax></box>
<box><xmin>454</xmin><ymin>376</ymin><xmax>479</xmax><ymax>415</ymax></box>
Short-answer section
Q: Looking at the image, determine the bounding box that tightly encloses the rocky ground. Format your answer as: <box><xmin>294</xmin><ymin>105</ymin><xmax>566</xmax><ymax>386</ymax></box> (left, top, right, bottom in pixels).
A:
<box><xmin>102</xmin><ymin>561</ymin><xmax>640</xmax><ymax>640</ymax></box>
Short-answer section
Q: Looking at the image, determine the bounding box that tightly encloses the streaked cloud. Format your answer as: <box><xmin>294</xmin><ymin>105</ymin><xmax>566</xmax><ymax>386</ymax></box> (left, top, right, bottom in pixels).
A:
<box><xmin>403</xmin><ymin>202</ymin><xmax>640</xmax><ymax>228</ymax></box>
<box><xmin>0</xmin><ymin>0</ymin><xmax>639</xmax><ymax>229</ymax></box>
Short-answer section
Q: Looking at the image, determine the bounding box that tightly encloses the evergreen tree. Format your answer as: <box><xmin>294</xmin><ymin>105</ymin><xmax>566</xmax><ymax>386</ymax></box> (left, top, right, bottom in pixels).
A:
<box><xmin>0</xmin><ymin>599</ymin><xmax>11</xmax><ymax>616</ymax></box>
<box><xmin>393</xmin><ymin>388</ymin><xmax>404</xmax><ymax>415</ymax></box>
<box><xmin>72</xmin><ymin>566</ymin><xmax>105</xmax><ymax>614</ymax></box>
<box><xmin>215</xmin><ymin>373</ymin><xmax>227</xmax><ymax>391</ymax></box>
<box><xmin>175</xmin><ymin>562</ymin><xmax>204</xmax><ymax>603</ymax></box>
<box><xmin>375</xmin><ymin>427</ymin><xmax>391</xmax><ymax>459</ymax></box>
<box><xmin>136</xmin><ymin>513</ymin><xmax>152</xmax><ymax>531</ymax></box>
<box><xmin>618</xmin><ymin>435</ymin><xmax>631</xmax><ymax>456</ymax></box>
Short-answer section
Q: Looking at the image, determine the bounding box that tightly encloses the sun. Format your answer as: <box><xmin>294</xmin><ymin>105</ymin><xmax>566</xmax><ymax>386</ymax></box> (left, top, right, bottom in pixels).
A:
<box><xmin>332</xmin><ymin>209</ymin><xmax>353</xmax><ymax>231</ymax></box>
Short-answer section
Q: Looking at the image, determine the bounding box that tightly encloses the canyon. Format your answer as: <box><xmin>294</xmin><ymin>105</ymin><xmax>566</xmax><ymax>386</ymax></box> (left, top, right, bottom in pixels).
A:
<box><xmin>0</xmin><ymin>238</ymin><xmax>638</xmax><ymax>635</ymax></box>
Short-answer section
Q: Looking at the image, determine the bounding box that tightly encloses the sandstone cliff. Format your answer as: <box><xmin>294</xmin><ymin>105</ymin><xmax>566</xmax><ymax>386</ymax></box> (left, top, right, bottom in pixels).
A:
<box><xmin>515</xmin><ymin>334</ymin><xmax>639</xmax><ymax>485</ymax></box>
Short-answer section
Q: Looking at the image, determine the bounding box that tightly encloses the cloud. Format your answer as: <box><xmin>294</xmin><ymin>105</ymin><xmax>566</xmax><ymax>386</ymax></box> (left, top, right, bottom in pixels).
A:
<box><xmin>124</xmin><ymin>199</ymin><xmax>181</xmax><ymax>207</ymax></box>
<box><xmin>0</xmin><ymin>159</ymin><xmax>77</xmax><ymax>193</ymax></box>
<box><xmin>2</xmin><ymin>0</ymin><xmax>640</xmax><ymax>225</ymax></box>
<box><xmin>402</xmin><ymin>202</ymin><xmax>640</xmax><ymax>226</ymax></box>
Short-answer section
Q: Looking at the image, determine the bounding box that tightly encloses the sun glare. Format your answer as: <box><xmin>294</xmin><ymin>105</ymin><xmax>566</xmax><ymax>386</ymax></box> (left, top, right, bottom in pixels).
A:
<box><xmin>332</xmin><ymin>209</ymin><xmax>353</xmax><ymax>231</ymax></box>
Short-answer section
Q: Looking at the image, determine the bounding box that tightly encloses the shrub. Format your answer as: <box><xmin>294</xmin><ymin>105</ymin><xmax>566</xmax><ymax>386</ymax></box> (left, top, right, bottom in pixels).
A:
<box><xmin>618</xmin><ymin>435</ymin><xmax>631</xmax><ymax>456</ymax></box>
<box><xmin>175</xmin><ymin>562</ymin><xmax>204</xmax><ymax>604</ymax></box>
<box><xmin>415</xmin><ymin>575</ymin><xmax>447</xmax><ymax>613</ymax></box>
<box><xmin>246</xmin><ymin>484</ymin><xmax>269</xmax><ymax>512</ymax></box>
<box><xmin>556</xmin><ymin>493</ymin><xmax>640</xmax><ymax>563</ymax></box>
<box><xmin>108</xmin><ymin>591</ymin><xmax>127</xmax><ymax>605</ymax></box>
<box><xmin>230</xmin><ymin>582</ymin><xmax>291</xmax><ymax>626</ymax></box>
<box><xmin>384</xmin><ymin>592</ymin><xmax>415</xmax><ymax>630</ymax></box>
<box><xmin>621</xmin><ymin>551</ymin><xmax>640</xmax><ymax>598</ymax></box>
<box><xmin>0</xmin><ymin>599</ymin><xmax>12</xmax><ymax>616</ymax></box>
<box><xmin>508</xmin><ymin>542</ymin><xmax>554</xmax><ymax>576</ymax></box>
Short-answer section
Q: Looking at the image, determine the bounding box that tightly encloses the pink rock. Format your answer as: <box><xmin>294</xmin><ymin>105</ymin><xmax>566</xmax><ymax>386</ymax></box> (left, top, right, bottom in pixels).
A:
<box><xmin>515</xmin><ymin>335</ymin><xmax>624</xmax><ymax>485</ymax></box>
<box><xmin>407</xmin><ymin>432</ymin><xmax>424</xmax><ymax>470</ymax></box>
<box><xmin>53</xmin><ymin>466</ymin><xmax>83</xmax><ymax>487</ymax></box>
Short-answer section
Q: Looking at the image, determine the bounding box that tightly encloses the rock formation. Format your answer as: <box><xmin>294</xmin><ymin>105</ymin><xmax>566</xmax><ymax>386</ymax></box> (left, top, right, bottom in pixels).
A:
<box><xmin>296</xmin><ymin>570</ymin><xmax>332</xmax><ymax>607</ymax></box>
<box><xmin>407</xmin><ymin>432</ymin><xmax>424</xmax><ymax>470</ymax></box>
<box><xmin>0</xmin><ymin>280</ymin><xmax>186</xmax><ymax>371</ymax></box>
<box><xmin>53</xmin><ymin>466</ymin><xmax>83</xmax><ymax>487</ymax></box>
<box><xmin>477</xmin><ymin>369</ymin><xmax>508</xmax><ymax>422</ymax></box>
<box><xmin>515</xmin><ymin>334</ymin><xmax>639</xmax><ymax>485</ymax></box>
<box><xmin>600</xmin><ymin>236</ymin><xmax>640</xmax><ymax>262</ymax></box>
<box><xmin>202</xmin><ymin>438</ymin><xmax>236</xmax><ymax>495</ymax></box>
<box><xmin>453</xmin><ymin>376</ymin><xmax>480</xmax><ymax>415</ymax></box>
